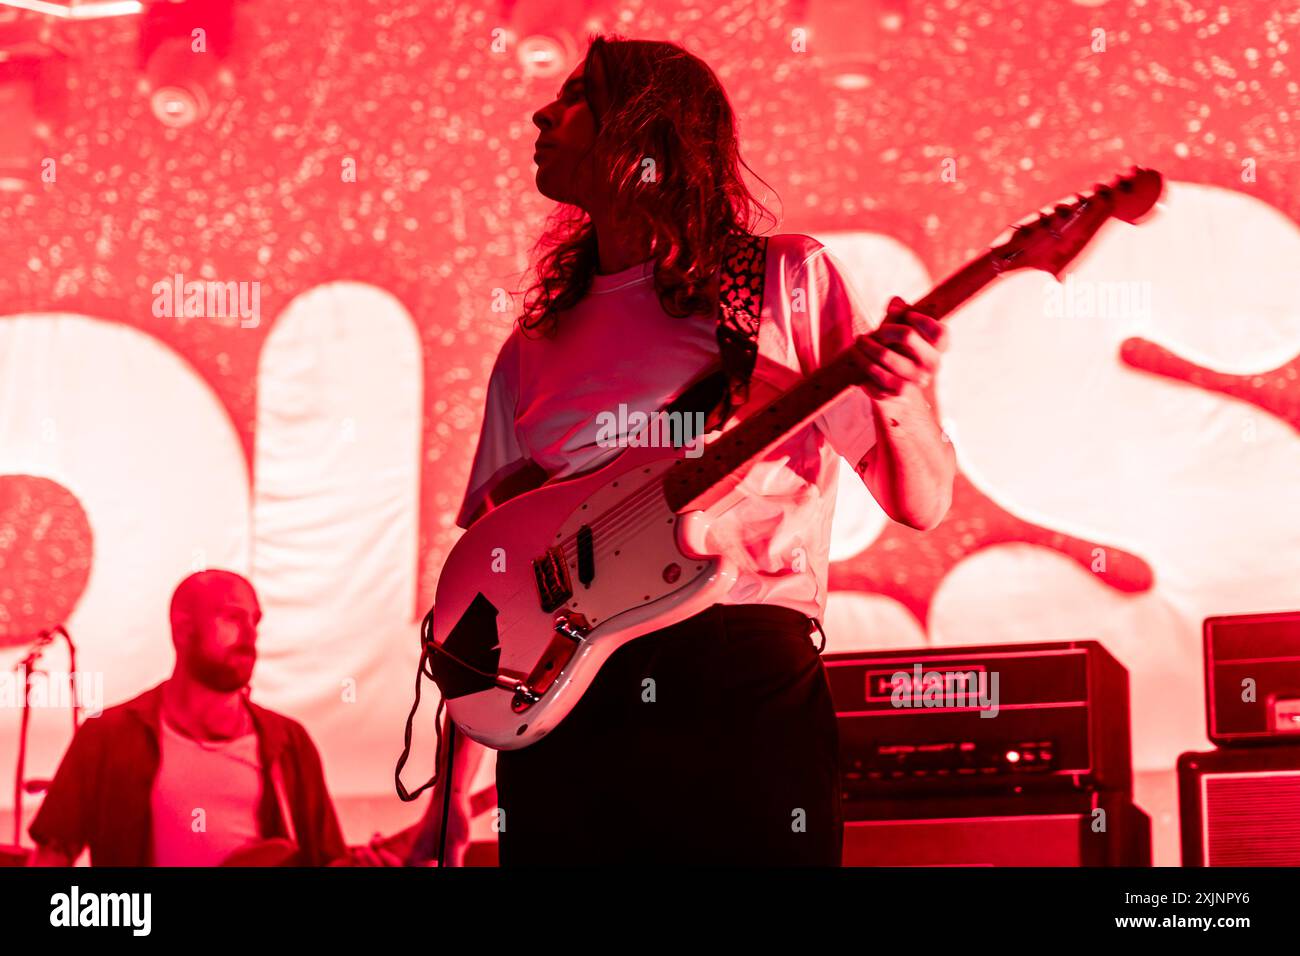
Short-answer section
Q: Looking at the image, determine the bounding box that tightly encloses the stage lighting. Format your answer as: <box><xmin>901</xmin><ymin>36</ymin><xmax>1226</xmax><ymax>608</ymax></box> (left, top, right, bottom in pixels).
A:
<box><xmin>142</xmin><ymin>32</ymin><xmax>216</xmax><ymax>127</ymax></box>
<box><xmin>802</xmin><ymin>0</ymin><xmax>909</xmax><ymax>90</ymax></box>
<box><xmin>500</xmin><ymin>0</ymin><xmax>604</xmax><ymax>79</ymax></box>
<box><xmin>136</xmin><ymin>0</ymin><xmax>234</xmax><ymax>129</ymax></box>
<box><xmin>831</xmin><ymin>72</ymin><xmax>871</xmax><ymax>92</ymax></box>
<box><xmin>0</xmin><ymin>21</ymin><xmax>68</xmax><ymax>192</ymax></box>
<box><xmin>0</xmin><ymin>0</ymin><xmax>142</xmax><ymax>18</ymax></box>
<box><xmin>515</xmin><ymin>29</ymin><xmax>575</xmax><ymax>80</ymax></box>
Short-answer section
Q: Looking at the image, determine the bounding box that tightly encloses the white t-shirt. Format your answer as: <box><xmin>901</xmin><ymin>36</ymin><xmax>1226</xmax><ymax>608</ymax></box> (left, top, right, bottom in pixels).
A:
<box><xmin>456</xmin><ymin>233</ymin><xmax>880</xmax><ymax>623</ymax></box>
<box><xmin>150</xmin><ymin>716</ymin><xmax>263</xmax><ymax>866</ymax></box>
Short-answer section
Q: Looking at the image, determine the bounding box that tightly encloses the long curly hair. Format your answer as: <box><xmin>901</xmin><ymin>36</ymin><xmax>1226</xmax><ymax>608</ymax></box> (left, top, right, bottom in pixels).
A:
<box><xmin>518</xmin><ymin>35</ymin><xmax>778</xmax><ymax>338</ymax></box>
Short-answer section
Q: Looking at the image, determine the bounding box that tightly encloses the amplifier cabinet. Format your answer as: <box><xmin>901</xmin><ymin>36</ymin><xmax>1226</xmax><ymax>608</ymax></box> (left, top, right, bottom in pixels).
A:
<box><xmin>1178</xmin><ymin>746</ymin><xmax>1300</xmax><ymax>866</ymax></box>
<box><xmin>842</xmin><ymin>790</ymin><xmax>1151</xmax><ymax>866</ymax></box>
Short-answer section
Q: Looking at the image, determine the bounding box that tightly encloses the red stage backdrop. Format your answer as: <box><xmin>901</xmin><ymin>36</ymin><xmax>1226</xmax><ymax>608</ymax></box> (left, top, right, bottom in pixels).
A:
<box><xmin>0</xmin><ymin>0</ymin><xmax>1297</xmax><ymax>864</ymax></box>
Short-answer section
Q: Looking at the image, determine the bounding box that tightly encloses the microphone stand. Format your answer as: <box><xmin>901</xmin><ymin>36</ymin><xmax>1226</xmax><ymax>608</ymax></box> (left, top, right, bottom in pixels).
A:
<box><xmin>12</xmin><ymin>626</ymin><xmax>76</xmax><ymax>846</ymax></box>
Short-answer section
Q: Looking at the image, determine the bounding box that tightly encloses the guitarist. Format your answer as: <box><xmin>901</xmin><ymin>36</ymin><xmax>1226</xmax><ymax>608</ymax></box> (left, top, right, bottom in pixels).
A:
<box><xmin>27</xmin><ymin>570</ymin><xmax>399</xmax><ymax>867</ymax></box>
<box><xmin>438</xmin><ymin>36</ymin><xmax>953</xmax><ymax>865</ymax></box>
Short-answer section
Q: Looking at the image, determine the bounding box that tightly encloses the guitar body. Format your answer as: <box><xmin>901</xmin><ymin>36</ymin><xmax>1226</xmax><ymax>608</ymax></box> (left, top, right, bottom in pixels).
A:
<box><xmin>435</xmin><ymin>442</ymin><xmax>738</xmax><ymax>750</ymax></box>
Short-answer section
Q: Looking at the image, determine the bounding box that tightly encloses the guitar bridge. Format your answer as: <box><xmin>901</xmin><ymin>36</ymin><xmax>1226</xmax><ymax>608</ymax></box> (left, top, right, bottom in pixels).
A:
<box><xmin>510</xmin><ymin>610</ymin><xmax>590</xmax><ymax>713</ymax></box>
<box><xmin>532</xmin><ymin>545</ymin><xmax>573</xmax><ymax>613</ymax></box>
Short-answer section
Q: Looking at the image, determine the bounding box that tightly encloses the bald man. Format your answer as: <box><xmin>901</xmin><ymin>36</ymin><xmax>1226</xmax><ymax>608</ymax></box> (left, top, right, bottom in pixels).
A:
<box><xmin>28</xmin><ymin>570</ymin><xmax>384</xmax><ymax>866</ymax></box>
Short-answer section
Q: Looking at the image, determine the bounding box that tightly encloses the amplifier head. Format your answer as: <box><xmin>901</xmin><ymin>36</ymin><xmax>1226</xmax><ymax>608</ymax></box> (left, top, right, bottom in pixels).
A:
<box><xmin>1204</xmin><ymin>610</ymin><xmax>1300</xmax><ymax>746</ymax></box>
<box><xmin>823</xmin><ymin>641</ymin><xmax>1132</xmax><ymax>798</ymax></box>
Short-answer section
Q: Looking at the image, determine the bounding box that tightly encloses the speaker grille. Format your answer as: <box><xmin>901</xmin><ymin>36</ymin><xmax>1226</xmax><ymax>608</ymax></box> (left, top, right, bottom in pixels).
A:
<box><xmin>1204</xmin><ymin>771</ymin><xmax>1300</xmax><ymax>865</ymax></box>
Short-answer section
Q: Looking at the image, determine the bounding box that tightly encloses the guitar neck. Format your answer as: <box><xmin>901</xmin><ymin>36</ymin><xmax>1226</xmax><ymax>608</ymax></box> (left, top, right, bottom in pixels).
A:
<box><xmin>661</xmin><ymin>253</ymin><xmax>1002</xmax><ymax>514</ymax></box>
<box><xmin>912</xmin><ymin>255</ymin><xmax>1003</xmax><ymax>321</ymax></box>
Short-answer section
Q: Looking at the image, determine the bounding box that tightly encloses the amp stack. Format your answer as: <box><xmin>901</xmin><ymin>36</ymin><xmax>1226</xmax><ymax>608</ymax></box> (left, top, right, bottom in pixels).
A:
<box><xmin>823</xmin><ymin>640</ymin><xmax>1151</xmax><ymax>866</ymax></box>
<box><xmin>1179</xmin><ymin>610</ymin><xmax>1300</xmax><ymax>866</ymax></box>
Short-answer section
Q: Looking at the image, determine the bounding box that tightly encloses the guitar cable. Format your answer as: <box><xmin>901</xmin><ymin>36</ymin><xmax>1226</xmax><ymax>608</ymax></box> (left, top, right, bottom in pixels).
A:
<box><xmin>394</xmin><ymin>610</ymin><xmax>442</xmax><ymax>803</ymax></box>
<box><xmin>437</xmin><ymin>719</ymin><xmax>457</xmax><ymax>867</ymax></box>
<box><xmin>396</xmin><ymin>605</ymin><xmax>488</xmax><ymax>865</ymax></box>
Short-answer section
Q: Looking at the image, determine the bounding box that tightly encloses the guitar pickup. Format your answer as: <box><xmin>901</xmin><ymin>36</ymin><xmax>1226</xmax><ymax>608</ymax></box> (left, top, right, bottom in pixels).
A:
<box><xmin>576</xmin><ymin>524</ymin><xmax>595</xmax><ymax>587</ymax></box>
<box><xmin>532</xmin><ymin>546</ymin><xmax>573</xmax><ymax>613</ymax></box>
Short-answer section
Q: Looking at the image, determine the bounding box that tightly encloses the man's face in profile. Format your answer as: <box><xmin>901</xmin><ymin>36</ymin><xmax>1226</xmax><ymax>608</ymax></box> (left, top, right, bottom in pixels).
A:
<box><xmin>176</xmin><ymin>574</ymin><xmax>262</xmax><ymax>692</ymax></box>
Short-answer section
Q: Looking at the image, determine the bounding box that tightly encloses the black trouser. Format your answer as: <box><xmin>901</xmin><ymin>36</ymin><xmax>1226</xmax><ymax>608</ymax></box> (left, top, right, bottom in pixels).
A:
<box><xmin>495</xmin><ymin>603</ymin><xmax>843</xmax><ymax>865</ymax></box>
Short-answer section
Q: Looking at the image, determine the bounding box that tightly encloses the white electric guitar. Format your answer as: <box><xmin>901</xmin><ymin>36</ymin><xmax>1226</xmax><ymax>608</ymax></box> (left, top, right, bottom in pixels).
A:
<box><xmin>430</xmin><ymin>168</ymin><xmax>1163</xmax><ymax>750</ymax></box>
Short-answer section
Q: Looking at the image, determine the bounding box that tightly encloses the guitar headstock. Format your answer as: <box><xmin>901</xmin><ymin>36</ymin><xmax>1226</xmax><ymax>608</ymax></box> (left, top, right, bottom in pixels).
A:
<box><xmin>990</xmin><ymin>167</ymin><xmax>1164</xmax><ymax>277</ymax></box>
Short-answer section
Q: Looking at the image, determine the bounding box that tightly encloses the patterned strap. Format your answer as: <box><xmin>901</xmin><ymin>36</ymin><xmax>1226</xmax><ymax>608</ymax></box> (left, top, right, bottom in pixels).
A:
<box><xmin>714</xmin><ymin>231</ymin><xmax>769</xmax><ymax>421</ymax></box>
<box><xmin>663</xmin><ymin>231</ymin><xmax>769</xmax><ymax>430</ymax></box>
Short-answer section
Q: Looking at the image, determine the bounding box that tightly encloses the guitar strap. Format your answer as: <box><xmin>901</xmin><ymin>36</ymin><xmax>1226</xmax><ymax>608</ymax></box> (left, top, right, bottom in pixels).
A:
<box><xmin>659</xmin><ymin>232</ymin><xmax>829</xmax><ymax>652</ymax></box>
<box><xmin>663</xmin><ymin>231</ymin><xmax>769</xmax><ymax>431</ymax></box>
